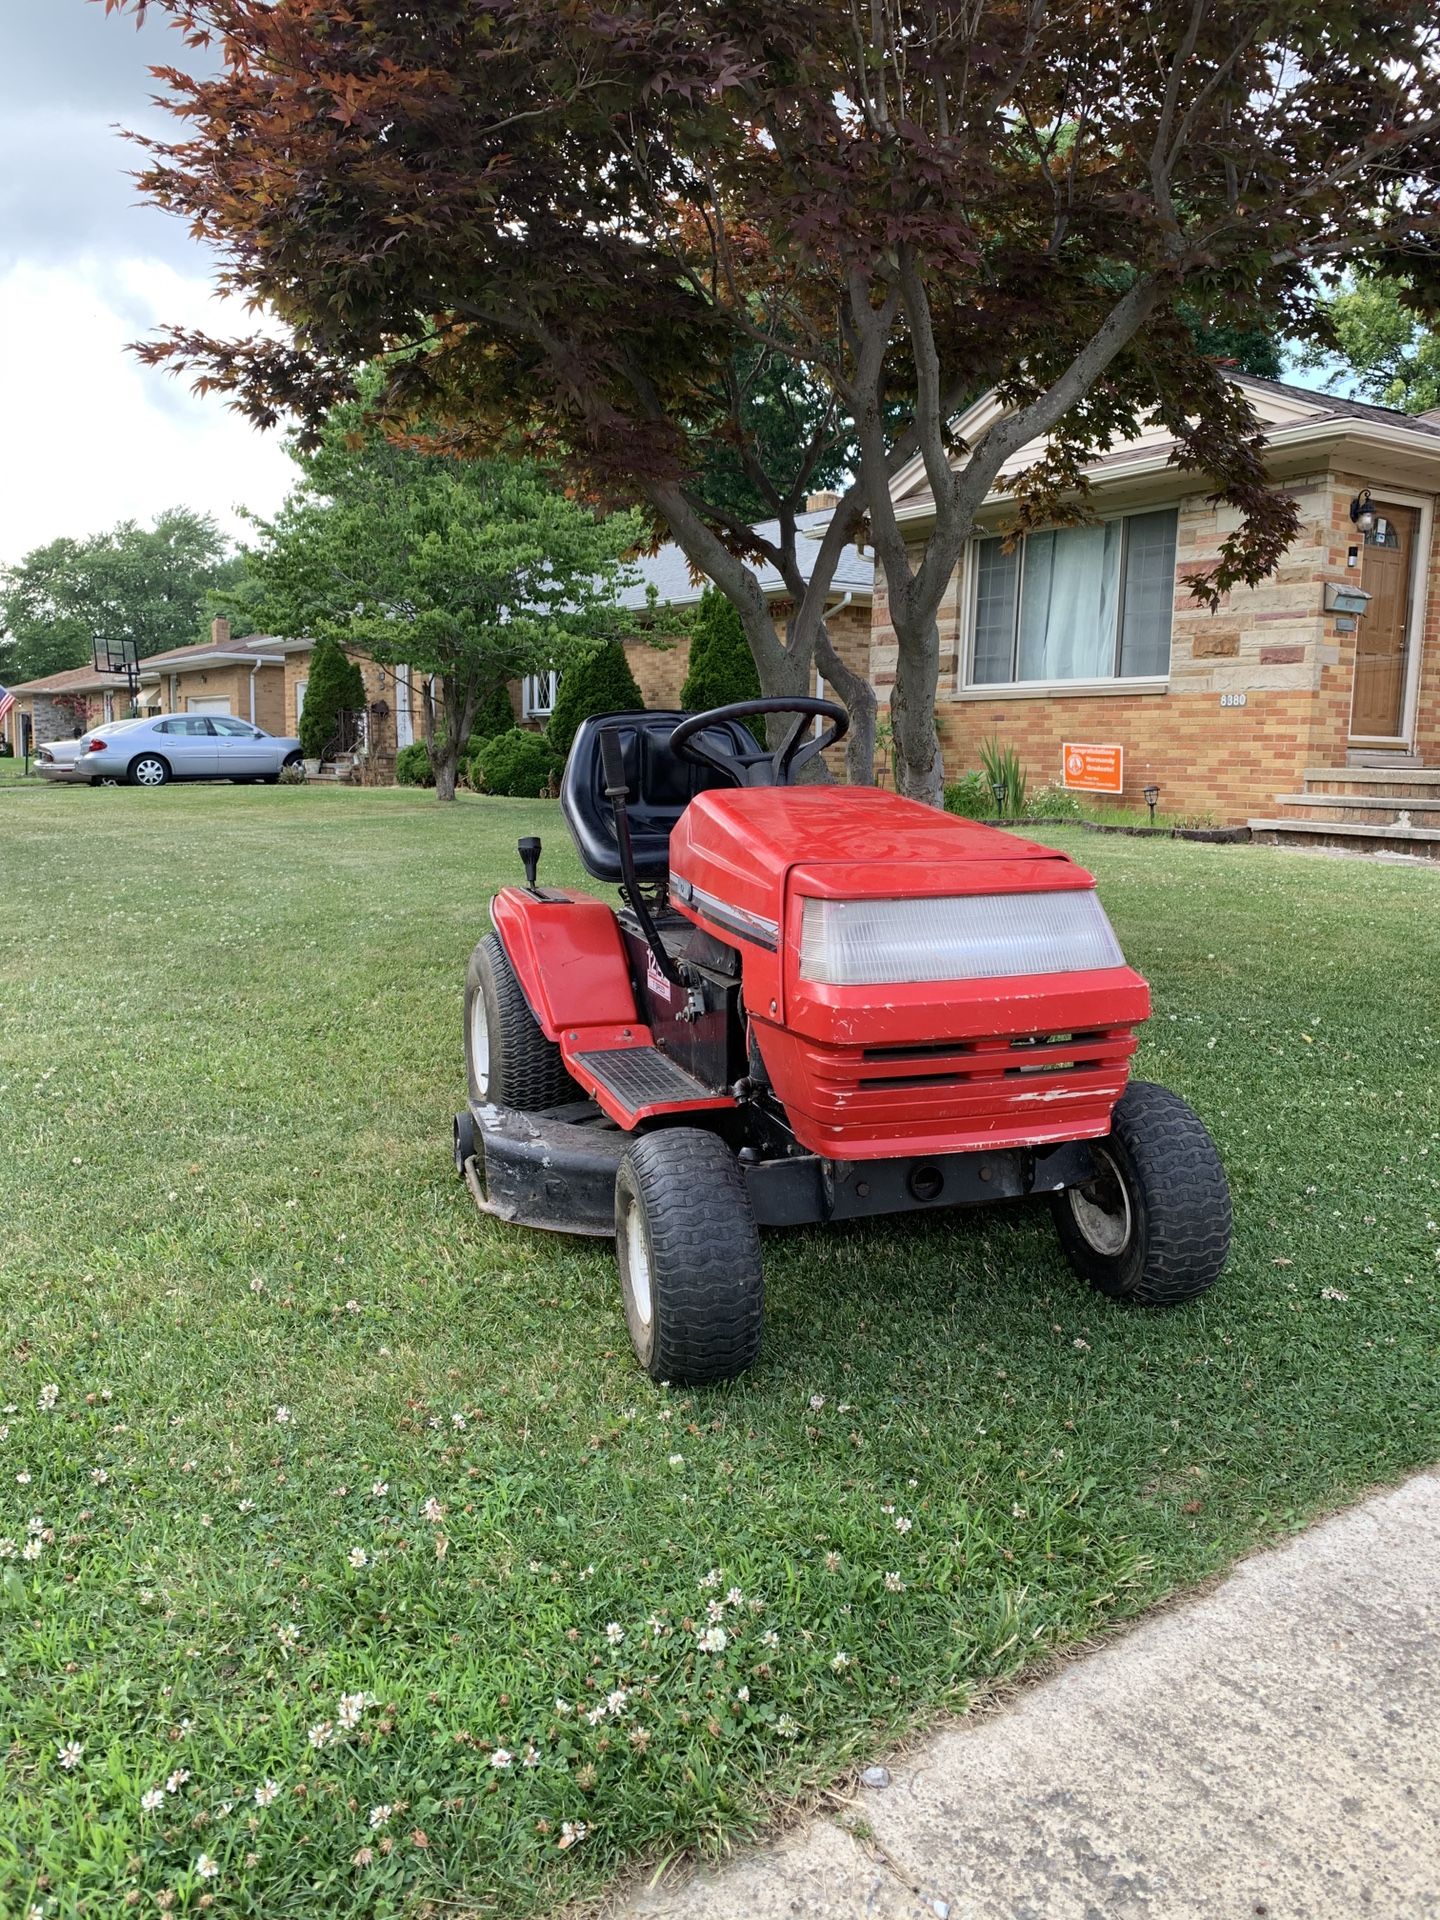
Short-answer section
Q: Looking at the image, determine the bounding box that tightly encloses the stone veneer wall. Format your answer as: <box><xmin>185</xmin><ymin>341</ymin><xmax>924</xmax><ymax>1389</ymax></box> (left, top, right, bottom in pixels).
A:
<box><xmin>861</xmin><ymin>471</ymin><xmax>1408</xmax><ymax>821</ymax></box>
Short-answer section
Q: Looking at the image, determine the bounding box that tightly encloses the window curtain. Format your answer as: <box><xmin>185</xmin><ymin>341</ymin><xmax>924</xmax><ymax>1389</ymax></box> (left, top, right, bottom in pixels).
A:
<box><xmin>1117</xmin><ymin>510</ymin><xmax>1178</xmax><ymax>677</ymax></box>
<box><xmin>1017</xmin><ymin>523</ymin><xmax>1122</xmax><ymax>681</ymax></box>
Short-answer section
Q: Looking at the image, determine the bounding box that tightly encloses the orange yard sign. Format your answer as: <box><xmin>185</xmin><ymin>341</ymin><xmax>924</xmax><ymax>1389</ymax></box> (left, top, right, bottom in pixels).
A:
<box><xmin>1061</xmin><ymin>743</ymin><xmax>1124</xmax><ymax>794</ymax></box>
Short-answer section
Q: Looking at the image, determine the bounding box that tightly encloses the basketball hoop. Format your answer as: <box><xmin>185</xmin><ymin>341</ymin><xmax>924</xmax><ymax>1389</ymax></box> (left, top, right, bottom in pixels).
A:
<box><xmin>92</xmin><ymin>636</ymin><xmax>141</xmax><ymax>714</ymax></box>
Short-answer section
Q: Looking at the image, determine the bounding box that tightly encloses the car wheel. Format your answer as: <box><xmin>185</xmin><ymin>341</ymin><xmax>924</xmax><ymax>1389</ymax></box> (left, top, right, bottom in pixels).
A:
<box><xmin>282</xmin><ymin>751</ymin><xmax>303</xmax><ymax>768</ymax></box>
<box><xmin>615</xmin><ymin>1128</ymin><xmax>765</xmax><ymax>1385</ymax></box>
<box><xmin>129</xmin><ymin>754</ymin><xmax>170</xmax><ymax>788</ymax></box>
<box><xmin>464</xmin><ymin>931</ymin><xmax>572</xmax><ymax>1109</ymax></box>
<box><xmin>1051</xmin><ymin>1080</ymin><xmax>1231</xmax><ymax>1306</ymax></box>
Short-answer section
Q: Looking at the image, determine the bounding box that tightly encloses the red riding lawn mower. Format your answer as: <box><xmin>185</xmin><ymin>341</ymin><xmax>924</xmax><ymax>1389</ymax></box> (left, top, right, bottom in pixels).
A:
<box><xmin>454</xmin><ymin>698</ymin><xmax>1231</xmax><ymax>1384</ymax></box>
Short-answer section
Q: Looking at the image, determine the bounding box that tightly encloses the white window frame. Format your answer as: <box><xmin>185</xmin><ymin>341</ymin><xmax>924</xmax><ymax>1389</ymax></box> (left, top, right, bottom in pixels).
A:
<box><xmin>957</xmin><ymin>506</ymin><xmax>1178</xmax><ymax>699</ymax></box>
<box><xmin>522</xmin><ymin>670</ymin><xmax>560</xmax><ymax>720</ymax></box>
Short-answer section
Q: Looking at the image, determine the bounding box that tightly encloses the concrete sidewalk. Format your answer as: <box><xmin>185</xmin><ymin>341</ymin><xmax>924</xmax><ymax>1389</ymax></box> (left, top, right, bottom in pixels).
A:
<box><xmin>616</xmin><ymin>1470</ymin><xmax>1440</xmax><ymax>1920</ymax></box>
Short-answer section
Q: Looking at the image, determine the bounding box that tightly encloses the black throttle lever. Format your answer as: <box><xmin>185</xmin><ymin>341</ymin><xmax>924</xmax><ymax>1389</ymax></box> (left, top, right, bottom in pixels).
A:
<box><xmin>598</xmin><ymin>726</ymin><xmax>683</xmax><ymax>987</ymax></box>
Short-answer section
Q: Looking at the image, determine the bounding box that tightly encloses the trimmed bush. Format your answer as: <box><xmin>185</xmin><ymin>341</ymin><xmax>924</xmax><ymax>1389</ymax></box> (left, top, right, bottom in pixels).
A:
<box><xmin>469</xmin><ymin>684</ymin><xmax>516</xmax><ymax>748</ymax></box>
<box><xmin>277</xmin><ymin>761</ymin><xmax>308</xmax><ymax>786</ymax></box>
<box><xmin>298</xmin><ymin>637</ymin><xmax>366</xmax><ymax>761</ymax></box>
<box><xmin>546</xmin><ymin>641</ymin><xmax>643</xmax><ymax>757</ymax></box>
<box><xmin>680</xmin><ymin>588</ymin><xmax>761</xmax><ymax>711</ymax></box>
<box><xmin>943</xmin><ymin>772</ymin><xmax>992</xmax><ymax>819</ymax></box>
<box><xmin>473</xmin><ymin>727</ymin><xmax>562</xmax><ymax>798</ymax></box>
<box><xmin>395</xmin><ymin>741</ymin><xmax>434</xmax><ymax>787</ymax></box>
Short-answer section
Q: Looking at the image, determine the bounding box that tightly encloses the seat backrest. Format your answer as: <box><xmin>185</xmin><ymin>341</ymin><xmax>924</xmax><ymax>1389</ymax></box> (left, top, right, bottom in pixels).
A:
<box><xmin>560</xmin><ymin>709</ymin><xmax>762</xmax><ymax>883</ymax></box>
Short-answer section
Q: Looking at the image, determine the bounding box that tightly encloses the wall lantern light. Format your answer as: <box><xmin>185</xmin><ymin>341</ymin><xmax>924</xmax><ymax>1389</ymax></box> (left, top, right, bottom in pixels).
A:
<box><xmin>1349</xmin><ymin>489</ymin><xmax>1377</xmax><ymax>536</ymax></box>
<box><xmin>1143</xmin><ymin>783</ymin><xmax>1160</xmax><ymax>826</ymax></box>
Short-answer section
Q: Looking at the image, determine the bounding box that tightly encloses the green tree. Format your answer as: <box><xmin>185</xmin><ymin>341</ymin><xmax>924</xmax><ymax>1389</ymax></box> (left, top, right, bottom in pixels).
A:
<box><xmin>0</xmin><ymin>509</ymin><xmax>236</xmax><ymax>684</ymax></box>
<box><xmin>1304</xmin><ymin>274</ymin><xmax>1440</xmax><ymax>416</ymax></box>
<box><xmin>244</xmin><ymin>393</ymin><xmax>640</xmax><ymax>801</ymax></box>
<box><xmin>546</xmin><ymin>641</ymin><xmax>644</xmax><ymax>758</ymax></box>
<box><xmin>298</xmin><ymin>636</ymin><xmax>366</xmax><ymax>762</ymax></box>
<box><xmin>680</xmin><ymin>589</ymin><xmax>762</xmax><ymax>711</ymax></box>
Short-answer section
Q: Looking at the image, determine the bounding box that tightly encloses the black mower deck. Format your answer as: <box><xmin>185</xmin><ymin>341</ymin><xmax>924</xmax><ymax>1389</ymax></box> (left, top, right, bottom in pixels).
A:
<box><xmin>455</xmin><ymin>1099</ymin><xmax>1099</xmax><ymax>1239</ymax></box>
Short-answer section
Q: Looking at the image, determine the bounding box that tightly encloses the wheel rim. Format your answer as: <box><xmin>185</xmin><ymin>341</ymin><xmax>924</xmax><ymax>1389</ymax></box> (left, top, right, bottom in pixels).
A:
<box><xmin>135</xmin><ymin>759</ymin><xmax>165</xmax><ymax>787</ymax></box>
<box><xmin>468</xmin><ymin>988</ymin><xmax>491</xmax><ymax>1101</ymax></box>
<box><xmin>622</xmin><ymin>1196</ymin><xmax>653</xmax><ymax>1333</ymax></box>
<box><xmin>1067</xmin><ymin>1143</ymin><xmax>1133</xmax><ymax>1258</ymax></box>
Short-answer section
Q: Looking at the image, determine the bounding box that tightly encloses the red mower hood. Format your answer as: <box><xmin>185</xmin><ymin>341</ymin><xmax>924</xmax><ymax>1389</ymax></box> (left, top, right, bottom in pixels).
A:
<box><xmin>669</xmin><ymin>785</ymin><xmax>1094</xmax><ymax>924</ymax></box>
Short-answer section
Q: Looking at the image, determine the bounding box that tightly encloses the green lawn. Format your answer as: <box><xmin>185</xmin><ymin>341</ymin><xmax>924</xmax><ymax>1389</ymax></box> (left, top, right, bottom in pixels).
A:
<box><xmin>2</xmin><ymin>783</ymin><xmax>1438</xmax><ymax>1919</ymax></box>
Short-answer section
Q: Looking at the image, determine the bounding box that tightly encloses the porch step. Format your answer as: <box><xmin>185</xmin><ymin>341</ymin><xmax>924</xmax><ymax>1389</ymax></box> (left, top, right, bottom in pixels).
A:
<box><xmin>1303</xmin><ymin>765</ymin><xmax>1440</xmax><ymax>796</ymax></box>
<box><xmin>1270</xmin><ymin>792</ymin><xmax>1440</xmax><ymax>827</ymax></box>
<box><xmin>1247</xmin><ymin>817</ymin><xmax>1440</xmax><ymax>860</ymax></box>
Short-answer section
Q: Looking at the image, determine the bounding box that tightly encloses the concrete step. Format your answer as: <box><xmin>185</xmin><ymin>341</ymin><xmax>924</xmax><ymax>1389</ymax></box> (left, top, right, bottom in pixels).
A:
<box><xmin>1248</xmin><ymin>816</ymin><xmax>1440</xmax><ymax>859</ymax></box>
<box><xmin>1272</xmin><ymin>792</ymin><xmax>1440</xmax><ymax>826</ymax></box>
<box><xmin>1304</xmin><ymin>765</ymin><xmax>1440</xmax><ymax>797</ymax></box>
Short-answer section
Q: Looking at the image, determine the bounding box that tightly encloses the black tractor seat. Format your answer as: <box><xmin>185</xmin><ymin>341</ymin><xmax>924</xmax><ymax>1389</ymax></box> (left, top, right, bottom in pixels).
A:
<box><xmin>560</xmin><ymin>709</ymin><xmax>762</xmax><ymax>884</ymax></box>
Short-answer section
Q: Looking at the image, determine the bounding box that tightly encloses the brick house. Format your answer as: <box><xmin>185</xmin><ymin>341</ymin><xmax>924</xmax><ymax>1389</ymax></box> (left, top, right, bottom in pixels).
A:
<box><xmin>2</xmin><ymin>662</ymin><xmax>142</xmax><ymax>757</ymax></box>
<box><xmin>139</xmin><ymin>622</ymin><xmax>288</xmax><ymax>729</ymax></box>
<box><xmin>517</xmin><ymin>501</ymin><xmax>876</xmax><ymax>729</ymax></box>
<box><xmin>864</xmin><ymin>373</ymin><xmax>1440</xmax><ymax>846</ymax></box>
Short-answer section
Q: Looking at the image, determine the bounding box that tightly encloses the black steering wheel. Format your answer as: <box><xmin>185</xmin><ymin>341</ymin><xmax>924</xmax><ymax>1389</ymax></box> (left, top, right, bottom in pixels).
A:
<box><xmin>670</xmin><ymin>697</ymin><xmax>849</xmax><ymax>789</ymax></box>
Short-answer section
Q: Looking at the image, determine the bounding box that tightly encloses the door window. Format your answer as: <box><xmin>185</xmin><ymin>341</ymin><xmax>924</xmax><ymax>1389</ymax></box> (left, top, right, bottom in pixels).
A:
<box><xmin>157</xmin><ymin>717</ymin><xmax>214</xmax><ymax>736</ymax></box>
<box><xmin>211</xmin><ymin>717</ymin><xmax>260</xmax><ymax>737</ymax></box>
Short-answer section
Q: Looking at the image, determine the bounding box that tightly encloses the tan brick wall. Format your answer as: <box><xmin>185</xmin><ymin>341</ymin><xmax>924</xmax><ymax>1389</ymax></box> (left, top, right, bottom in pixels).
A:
<box><xmin>625</xmin><ymin>635</ymin><xmax>691</xmax><ymax>709</ymax></box>
<box><xmin>159</xmin><ymin>662</ymin><xmax>286</xmax><ymax>731</ymax></box>
<box><xmin>1410</xmin><ymin>498</ymin><xmax>1440</xmax><ymax>766</ymax></box>
<box><xmin>281</xmin><ymin>648</ymin><xmax>428</xmax><ymax>755</ymax></box>
<box><xmin>861</xmin><ymin>470</ymin><xmax>1440</xmax><ymax>822</ymax></box>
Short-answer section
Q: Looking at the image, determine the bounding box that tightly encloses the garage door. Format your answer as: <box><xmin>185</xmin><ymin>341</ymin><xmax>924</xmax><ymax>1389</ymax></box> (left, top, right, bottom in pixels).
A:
<box><xmin>186</xmin><ymin>696</ymin><xmax>233</xmax><ymax>716</ymax></box>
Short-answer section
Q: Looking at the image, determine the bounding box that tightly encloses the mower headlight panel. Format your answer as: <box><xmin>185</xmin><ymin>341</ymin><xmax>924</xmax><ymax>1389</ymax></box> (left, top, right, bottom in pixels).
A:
<box><xmin>797</xmin><ymin>890</ymin><xmax>1125</xmax><ymax>986</ymax></box>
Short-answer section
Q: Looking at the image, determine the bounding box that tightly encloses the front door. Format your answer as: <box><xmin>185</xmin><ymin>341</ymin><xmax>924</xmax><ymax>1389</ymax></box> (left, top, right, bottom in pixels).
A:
<box><xmin>1350</xmin><ymin>502</ymin><xmax>1418</xmax><ymax>740</ymax></box>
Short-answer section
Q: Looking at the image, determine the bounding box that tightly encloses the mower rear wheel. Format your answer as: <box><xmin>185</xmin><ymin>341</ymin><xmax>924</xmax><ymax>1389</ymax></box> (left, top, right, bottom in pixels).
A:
<box><xmin>1052</xmin><ymin>1080</ymin><xmax>1231</xmax><ymax>1306</ymax></box>
<box><xmin>615</xmin><ymin>1129</ymin><xmax>764</xmax><ymax>1385</ymax></box>
<box><xmin>464</xmin><ymin>931</ymin><xmax>572</xmax><ymax>1110</ymax></box>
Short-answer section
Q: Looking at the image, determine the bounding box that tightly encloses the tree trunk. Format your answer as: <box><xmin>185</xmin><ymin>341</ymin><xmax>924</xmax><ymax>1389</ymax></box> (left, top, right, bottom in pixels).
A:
<box><xmin>888</xmin><ymin>607</ymin><xmax>945</xmax><ymax>806</ymax></box>
<box><xmin>815</xmin><ymin>621</ymin><xmax>876</xmax><ymax>785</ymax></box>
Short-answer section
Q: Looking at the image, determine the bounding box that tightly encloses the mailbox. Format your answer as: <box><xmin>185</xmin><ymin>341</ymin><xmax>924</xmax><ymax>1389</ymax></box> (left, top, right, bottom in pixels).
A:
<box><xmin>1323</xmin><ymin>581</ymin><xmax>1370</xmax><ymax>616</ymax></box>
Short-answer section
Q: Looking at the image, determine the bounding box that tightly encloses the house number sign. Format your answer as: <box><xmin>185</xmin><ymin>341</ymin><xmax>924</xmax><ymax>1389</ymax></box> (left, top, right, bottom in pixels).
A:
<box><xmin>1219</xmin><ymin>692</ymin><xmax>1247</xmax><ymax>707</ymax></box>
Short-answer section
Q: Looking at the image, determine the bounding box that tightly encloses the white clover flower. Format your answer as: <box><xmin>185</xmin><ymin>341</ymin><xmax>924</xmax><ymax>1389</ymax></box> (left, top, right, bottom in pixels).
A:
<box><xmin>195</xmin><ymin>1854</ymin><xmax>219</xmax><ymax>1881</ymax></box>
<box><xmin>422</xmin><ymin>1497</ymin><xmax>444</xmax><ymax>1524</ymax></box>
<box><xmin>523</xmin><ymin>1743</ymin><xmax>540</xmax><ymax>1768</ymax></box>
<box><xmin>697</xmin><ymin>1625</ymin><xmax>727</xmax><ymax>1653</ymax></box>
<box><xmin>884</xmin><ymin>1572</ymin><xmax>905</xmax><ymax>1593</ymax></box>
<box><xmin>894</xmin><ymin>1516</ymin><xmax>913</xmax><ymax>1534</ymax></box>
<box><xmin>368</xmin><ymin>1804</ymin><xmax>392</xmax><ymax>1829</ymax></box>
<box><xmin>735</xmin><ymin>1685</ymin><xmax>750</xmax><ymax>1703</ymax></box>
<box><xmin>668</xmin><ymin>1452</ymin><xmax>685</xmax><ymax>1467</ymax></box>
<box><xmin>776</xmin><ymin>1713</ymin><xmax>799</xmax><ymax>1738</ymax></box>
<box><xmin>57</xmin><ymin>1740</ymin><xmax>84</xmax><ymax>1770</ymax></box>
<box><xmin>275</xmin><ymin>1623</ymin><xmax>299</xmax><ymax>1653</ymax></box>
<box><xmin>273</xmin><ymin>1406</ymin><xmax>291</xmax><ymax>1424</ymax></box>
<box><xmin>698</xmin><ymin>1568</ymin><xmax>721</xmax><ymax>1589</ymax></box>
<box><xmin>725</xmin><ymin>1586</ymin><xmax>744</xmax><ymax>1607</ymax></box>
<box><xmin>347</xmin><ymin>1546</ymin><xmax>368</xmax><ymax>1569</ymax></box>
<box><xmin>141</xmin><ymin>1787</ymin><xmax>164</xmax><ymax>1812</ymax></box>
<box><xmin>237</xmin><ymin>1497</ymin><xmax>255</xmax><ymax>1514</ymax></box>
<box><xmin>166</xmin><ymin>1769</ymin><xmax>190</xmax><ymax>1793</ymax></box>
<box><xmin>606</xmin><ymin>1688</ymin><xmax>629</xmax><ymax>1714</ymax></box>
<box><xmin>647</xmin><ymin>1614</ymin><xmax>665</xmax><ymax>1638</ymax></box>
<box><xmin>490</xmin><ymin>1748</ymin><xmax>513</xmax><ymax>1769</ymax></box>
<box><xmin>809</xmin><ymin>1393</ymin><xmax>825</xmax><ymax>1411</ymax></box>
<box><xmin>0</xmin><ymin>1540</ymin><xmax>15</xmax><ymax>1559</ymax></box>
<box><xmin>250</xmin><ymin>1276</ymin><xmax>265</xmax><ymax>1293</ymax></box>
<box><xmin>706</xmin><ymin>1599</ymin><xmax>725</xmax><ymax>1623</ymax></box>
<box><xmin>336</xmin><ymin>1692</ymin><xmax>368</xmax><ymax>1728</ymax></box>
<box><xmin>38</xmin><ymin>1384</ymin><xmax>59</xmax><ymax>1412</ymax></box>
<box><xmin>451</xmin><ymin>1413</ymin><xmax>467</xmax><ymax>1430</ymax></box>
<box><xmin>370</xmin><ymin>1481</ymin><xmax>388</xmax><ymax>1499</ymax></box>
<box><xmin>557</xmin><ymin>1820</ymin><xmax>588</xmax><ymax>1850</ymax></box>
<box><xmin>554</xmin><ymin>1698</ymin><xmax>572</xmax><ymax>1716</ymax></box>
<box><xmin>831</xmin><ymin>1651</ymin><xmax>851</xmax><ymax>1672</ymax></box>
<box><xmin>760</xmin><ymin>1629</ymin><xmax>780</xmax><ymax>1649</ymax></box>
<box><xmin>15</xmin><ymin>1472</ymin><xmax>31</xmax><ymax>1486</ymax></box>
<box><xmin>90</xmin><ymin>1468</ymin><xmax>108</xmax><ymax>1485</ymax></box>
<box><xmin>307</xmin><ymin>1721</ymin><xmax>334</xmax><ymax>1748</ymax></box>
<box><xmin>254</xmin><ymin>1780</ymin><xmax>280</xmax><ymax>1807</ymax></box>
<box><xmin>605</xmin><ymin>1621</ymin><xmax>624</xmax><ymax>1645</ymax></box>
<box><xmin>21</xmin><ymin>1538</ymin><xmax>42</xmax><ymax>1562</ymax></box>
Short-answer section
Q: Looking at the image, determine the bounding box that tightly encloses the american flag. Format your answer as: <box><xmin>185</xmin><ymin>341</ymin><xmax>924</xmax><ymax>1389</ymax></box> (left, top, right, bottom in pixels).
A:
<box><xmin>0</xmin><ymin>683</ymin><xmax>14</xmax><ymax>728</ymax></box>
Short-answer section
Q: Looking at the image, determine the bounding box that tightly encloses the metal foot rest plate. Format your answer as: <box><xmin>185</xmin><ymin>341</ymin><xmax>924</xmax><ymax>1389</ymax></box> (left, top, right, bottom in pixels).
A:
<box><xmin>572</xmin><ymin>1046</ymin><xmax>723</xmax><ymax>1109</ymax></box>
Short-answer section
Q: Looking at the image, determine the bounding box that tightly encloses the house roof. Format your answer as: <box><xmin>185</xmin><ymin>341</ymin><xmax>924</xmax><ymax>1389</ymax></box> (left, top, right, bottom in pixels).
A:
<box><xmin>616</xmin><ymin>509</ymin><xmax>873</xmax><ymax>614</ymax></box>
<box><xmin>883</xmin><ymin>370</ymin><xmax>1440</xmax><ymax>523</ymax></box>
<box><xmin>144</xmin><ymin>634</ymin><xmax>286</xmax><ymax>669</ymax></box>
<box><xmin>6</xmin><ymin>664</ymin><xmax>139</xmax><ymax>696</ymax></box>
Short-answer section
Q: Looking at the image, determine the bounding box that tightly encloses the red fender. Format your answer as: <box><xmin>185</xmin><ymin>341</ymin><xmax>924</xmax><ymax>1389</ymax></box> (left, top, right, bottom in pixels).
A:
<box><xmin>491</xmin><ymin>886</ymin><xmax>637</xmax><ymax>1039</ymax></box>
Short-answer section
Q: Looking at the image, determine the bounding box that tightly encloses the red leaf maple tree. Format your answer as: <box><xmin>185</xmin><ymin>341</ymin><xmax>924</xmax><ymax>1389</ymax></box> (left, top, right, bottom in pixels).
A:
<box><xmin>108</xmin><ymin>0</ymin><xmax>1440</xmax><ymax>798</ymax></box>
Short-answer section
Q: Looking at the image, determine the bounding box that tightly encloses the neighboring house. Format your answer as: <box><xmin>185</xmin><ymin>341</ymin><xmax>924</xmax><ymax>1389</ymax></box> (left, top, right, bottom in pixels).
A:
<box><xmin>610</xmin><ymin>499</ymin><xmax>876</xmax><ymax>713</ymax></box>
<box><xmin>861</xmin><ymin>372</ymin><xmax>1440</xmax><ymax>846</ymax></box>
<box><xmin>267</xmin><ymin>636</ymin><xmax>431</xmax><ymax>766</ymax></box>
<box><xmin>1</xmin><ymin>663</ymin><xmax>138</xmax><ymax>758</ymax></box>
<box><xmin>142</xmin><ymin>620</ymin><xmax>287</xmax><ymax>729</ymax></box>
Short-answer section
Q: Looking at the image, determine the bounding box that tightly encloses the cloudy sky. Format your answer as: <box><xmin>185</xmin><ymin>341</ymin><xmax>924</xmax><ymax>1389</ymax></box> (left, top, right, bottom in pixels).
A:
<box><xmin>0</xmin><ymin>1</ymin><xmax>295</xmax><ymax>568</ymax></box>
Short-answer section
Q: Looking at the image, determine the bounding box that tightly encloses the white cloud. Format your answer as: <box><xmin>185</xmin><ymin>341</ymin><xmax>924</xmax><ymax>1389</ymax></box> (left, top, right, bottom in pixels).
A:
<box><xmin>0</xmin><ymin>255</ymin><xmax>294</xmax><ymax>567</ymax></box>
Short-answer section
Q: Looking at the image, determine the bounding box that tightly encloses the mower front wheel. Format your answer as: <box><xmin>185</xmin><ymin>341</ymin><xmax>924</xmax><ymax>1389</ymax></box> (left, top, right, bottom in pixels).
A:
<box><xmin>1052</xmin><ymin>1080</ymin><xmax>1231</xmax><ymax>1306</ymax></box>
<box><xmin>464</xmin><ymin>931</ymin><xmax>572</xmax><ymax>1110</ymax></box>
<box><xmin>615</xmin><ymin>1129</ymin><xmax>764</xmax><ymax>1385</ymax></box>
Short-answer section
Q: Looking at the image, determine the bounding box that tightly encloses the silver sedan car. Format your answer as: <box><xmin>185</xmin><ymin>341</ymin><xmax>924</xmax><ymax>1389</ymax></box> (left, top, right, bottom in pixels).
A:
<box><xmin>75</xmin><ymin>715</ymin><xmax>304</xmax><ymax>787</ymax></box>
